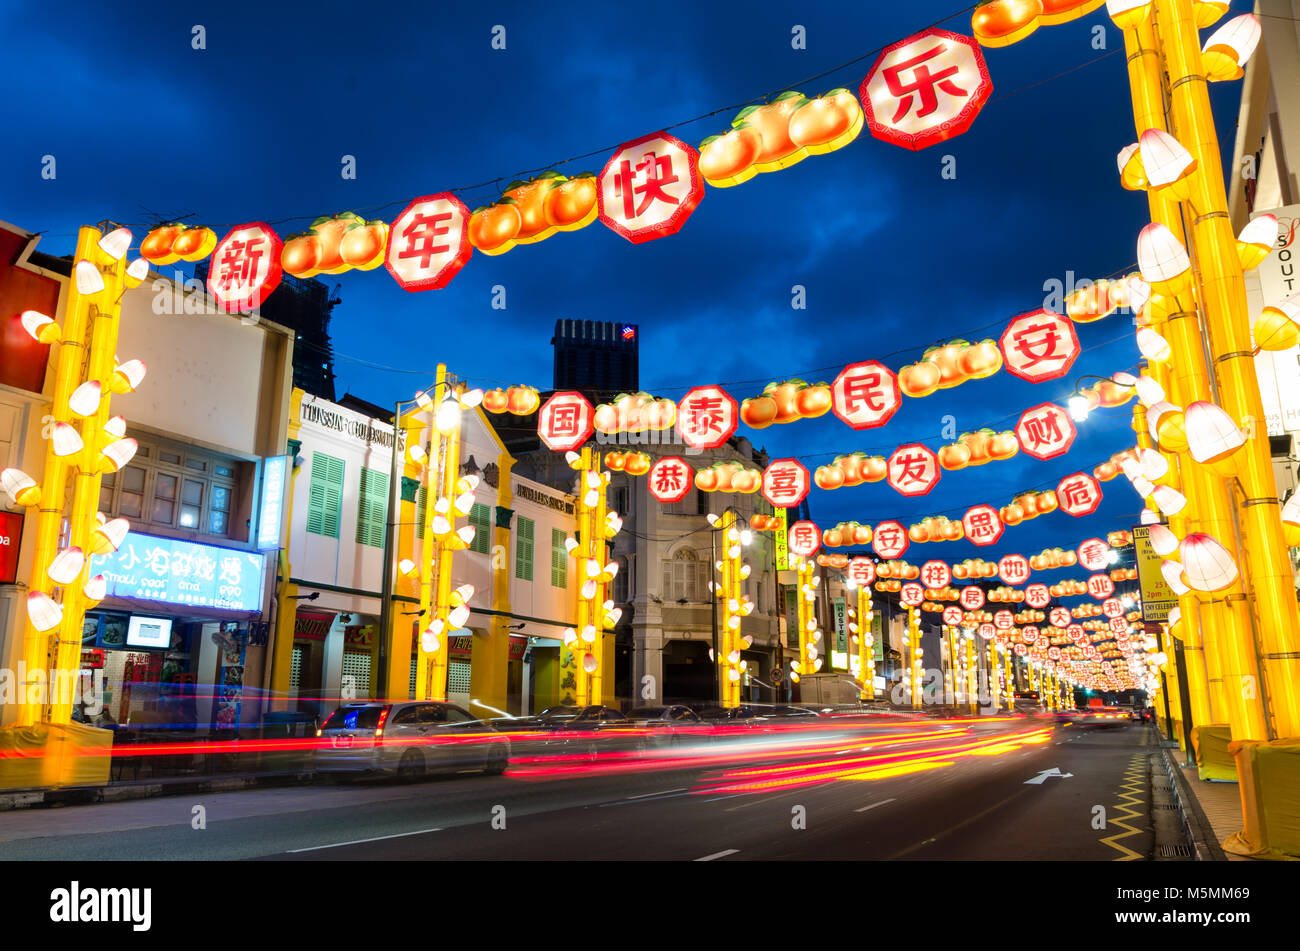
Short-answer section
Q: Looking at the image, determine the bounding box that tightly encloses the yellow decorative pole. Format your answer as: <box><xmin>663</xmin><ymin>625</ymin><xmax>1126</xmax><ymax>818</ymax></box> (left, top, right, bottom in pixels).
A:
<box><xmin>793</xmin><ymin>558</ymin><xmax>817</xmax><ymax>685</ymax></box>
<box><xmin>988</xmin><ymin>637</ymin><xmax>1000</xmax><ymax>712</ymax></box>
<box><xmin>713</xmin><ymin>510</ymin><xmax>752</xmax><ymax>708</ymax></box>
<box><xmin>1152</xmin><ymin>0</ymin><xmax>1300</xmax><ymax>738</ymax></box>
<box><xmin>966</xmin><ymin>633</ymin><xmax>978</xmax><ymax>715</ymax></box>
<box><xmin>1118</xmin><ymin>9</ymin><xmax>1263</xmax><ymax>737</ymax></box>
<box><xmin>859</xmin><ymin>585</ymin><xmax>875</xmax><ymax>700</ymax></box>
<box><xmin>908</xmin><ymin>608</ymin><xmax>923</xmax><ymax>710</ymax></box>
<box><xmin>564</xmin><ymin>448</ymin><xmax>614</xmax><ymax>706</ymax></box>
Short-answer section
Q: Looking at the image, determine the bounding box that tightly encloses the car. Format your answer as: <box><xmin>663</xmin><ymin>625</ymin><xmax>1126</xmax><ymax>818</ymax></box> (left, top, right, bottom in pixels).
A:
<box><xmin>530</xmin><ymin>705</ymin><xmax>648</xmax><ymax>758</ymax></box>
<box><xmin>756</xmin><ymin>704</ymin><xmax>821</xmax><ymax>719</ymax></box>
<box><xmin>696</xmin><ymin>705</ymin><xmax>759</xmax><ymax>726</ymax></box>
<box><xmin>626</xmin><ymin>705</ymin><xmax>703</xmax><ymax>747</ymax></box>
<box><xmin>1082</xmin><ymin>705</ymin><xmax>1130</xmax><ymax>728</ymax></box>
<box><xmin>315</xmin><ymin>701</ymin><xmax>510</xmax><ymax>779</ymax></box>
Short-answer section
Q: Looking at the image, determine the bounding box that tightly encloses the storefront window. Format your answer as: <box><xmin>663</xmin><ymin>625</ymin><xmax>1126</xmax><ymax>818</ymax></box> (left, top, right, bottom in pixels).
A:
<box><xmin>98</xmin><ymin>437</ymin><xmax>239</xmax><ymax>539</ymax></box>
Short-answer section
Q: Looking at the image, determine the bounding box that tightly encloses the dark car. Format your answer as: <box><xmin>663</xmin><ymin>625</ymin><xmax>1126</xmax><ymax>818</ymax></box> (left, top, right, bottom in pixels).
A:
<box><xmin>533</xmin><ymin>705</ymin><xmax>645</xmax><ymax>758</ymax></box>
<box><xmin>315</xmin><ymin>701</ymin><xmax>509</xmax><ymax>779</ymax></box>
<box><xmin>626</xmin><ymin>705</ymin><xmax>703</xmax><ymax>747</ymax></box>
<box><xmin>756</xmin><ymin>704</ymin><xmax>820</xmax><ymax>720</ymax></box>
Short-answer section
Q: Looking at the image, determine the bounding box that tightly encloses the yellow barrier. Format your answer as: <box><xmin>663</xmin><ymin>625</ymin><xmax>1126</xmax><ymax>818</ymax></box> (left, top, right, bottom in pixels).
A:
<box><xmin>0</xmin><ymin>722</ymin><xmax>112</xmax><ymax>790</ymax></box>
<box><xmin>1223</xmin><ymin>738</ymin><xmax>1300</xmax><ymax>860</ymax></box>
<box><xmin>1191</xmin><ymin>724</ymin><xmax>1239</xmax><ymax>782</ymax></box>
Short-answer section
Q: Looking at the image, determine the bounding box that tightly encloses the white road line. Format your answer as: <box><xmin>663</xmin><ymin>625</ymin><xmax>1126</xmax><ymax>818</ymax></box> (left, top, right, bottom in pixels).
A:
<box><xmin>286</xmin><ymin>827</ymin><xmax>443</xmax><ymax>853</ymax></box>
<box><xmin>854</xmin><ymin>798</ymin><xmax>897</xmax><ymax>813</ymax></box>
<box><xmin>724</xmin><ymin>786</ymin><xmax>808</xmax><ymax>812</ymax></box>
<box><xmin>626</xmin><ymin>787</ymin><xmax>687</xmax><ymax>800</ymax></box>
<box><xmin>695</xmin><ymin>849</ymin><xmax>740</xmax><ymax>862</ymax></box>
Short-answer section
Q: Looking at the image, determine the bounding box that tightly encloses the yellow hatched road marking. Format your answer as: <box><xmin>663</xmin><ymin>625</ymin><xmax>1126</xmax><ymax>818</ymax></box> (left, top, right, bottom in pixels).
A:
<box><xmin>1100</xmin><ymin>753</ymin><xmax>1147</xmax><ymax>861</ymax></box>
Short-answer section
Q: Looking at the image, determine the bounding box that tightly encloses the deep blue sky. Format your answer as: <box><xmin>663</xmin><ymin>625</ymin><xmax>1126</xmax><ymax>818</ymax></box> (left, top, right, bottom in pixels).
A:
<box><xmin>0</xmin><ymin>0</ymin><xmax>1250</xmax><ymax>572</ymax></box>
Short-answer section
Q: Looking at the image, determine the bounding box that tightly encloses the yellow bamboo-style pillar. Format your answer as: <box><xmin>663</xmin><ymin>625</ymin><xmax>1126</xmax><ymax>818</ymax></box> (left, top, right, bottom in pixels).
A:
<box><xmin>1153</xmin><ymin>0</ymin><xmax>1300</xmax><ymax>737</ymax></box>
<box><xmin>17</xmin><ymin>227</ymin><xmax>101</xmax><ymax>726</ymax></box>
<box><xmin>428</xmin><ymin>385</ymin><xmax>463</xmax><ymax>702</ymax></box>
<box><xmin>796</xmin><ymin>558</ymin><xmax>815</xmax><ymax>682</ymax></box>
<box><xmin>269</xmin><ymin>390</ymin><xmax>305</xmax><ymax>712</ymax></box>
<box><xmin>966</xmin><ymin>634</ymin><xmax>978</xmax><ymax>715</ymax></box>
<box><xmin>416</xmin><ymin>367</ymin><xmax>447</xmax><ymax>701</ymax></box>
<box><xmin>853</xmin><ymin>585</ymin><xmax>874</xmax><ymax>701</ymax></box>
<box><xmin>1123</xmin><ymin>11</ymin><xmax>1265</xmax><ymax>737</ymax></box>
<box><xmin>909</xmin><ymin>608</ymin><xmax>922</xmax><ymax>710</ymax></box>
<box><xmin>49</xmin><ymin>233</ymin><xmax>129</xmax><ymax>725</ymax></box>
<box><xmin>568</xmin><ymin>447</ymin><xmax>608</xmax><ymax>706</ymax></box>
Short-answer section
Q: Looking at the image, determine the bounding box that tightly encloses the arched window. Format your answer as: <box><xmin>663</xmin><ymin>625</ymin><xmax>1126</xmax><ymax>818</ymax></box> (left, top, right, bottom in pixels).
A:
<box><xmin>662</xmin><ymin>547</ymin><xmax>706</xmax><ymax>603</ymax></box>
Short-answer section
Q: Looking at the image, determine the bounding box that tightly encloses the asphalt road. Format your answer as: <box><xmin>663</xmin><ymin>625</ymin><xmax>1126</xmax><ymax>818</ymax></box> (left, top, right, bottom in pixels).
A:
<box><xmin>0</xmin><ymin>716</ymin><xmax>1156</xmax><ymax>861</ymax></box>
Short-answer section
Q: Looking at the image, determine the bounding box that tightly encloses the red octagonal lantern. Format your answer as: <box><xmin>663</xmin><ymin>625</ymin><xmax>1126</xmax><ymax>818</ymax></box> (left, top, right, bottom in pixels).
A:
<box><xmin>887</xmin><ymin>443</ymin><xmax>941</xmax><ymax>497</ymax></box>
<box><xmin>859</xmin><ymin>29</ymin><xmax>993</xmax><ymax>152</ymax></box>
<box><xmin>921</xmin><ymin>560</ymin><xmax>951</xmax><ymax>589</ymax></box>
<box><xmin>1050</xmin><ymin>607</ymin><xmax>1072</xmax><ymax>628</ymax></box>
<box><xmin>994</xmin><ymin>609</ymin><xmax>1014</xmax><ymax>630</ymax></box>
<box><xmin>208</xmin><ymin>222</ymin><xmax>283</xmax><ymax>313</ymax></box>
<box><xmin>597</xmin><ymin>131</ymin><xmax>704</xmax><ymax>244</ymax></box>
<box><xmin>1057</xmin><ymin>472</ymin><xmax>1102</xmax><ymax>517</ymax></box>
<box><xmin>942</xmin><ymin>606</ymin><xmax>964</xmax><ymax>626</ymax></box>
<box><xmin>1102</xmin><ymin>598</ymin><xmax>1124</xmax><ymax>619</ymax></box>
<box><xmin>537</xmin><ymin>391</ymin><xmax>595</xmax><ymax>452</ymax></box>
<box><xmin>788</xmin><ymin>521</ymin><xmax>822</xmax><ymax>558</ymax></box>
<box><xmin>385</xmin><ymin>193</ymin><xmax>473</xmax><ymax>291</ymax></box>
<box><xmin>962</xmin><ymin>504</ymin><xmax>1004</xmax><ymax>547</ymax></box>
<box><xmin>1025</xmin><ymin>583</ymin><xmax>1050</xmax><ymax>609</ymax></box>
<box><xmin>647</xmin><ymin>456</ymin><xmax>693</xmax><ymax>504</ymax></box>
<box><xmin>960</xmin><ymin>585</ymin><xmax>986</xmax><ymax>610</ymax></box>
<box><xmin>872</xmin><ymin>520</ymin><xmax>909</xmax><ymax>559</ymax></box>
<box><xmin>998</xmin><ymin>554</ymin><xmax>1030</xmax><ymax>586</ymax></box>
<box><xmin>979</xmin><ymin>622</ymin><xmax>996</xmax><ymax>640</ymax></box>
<box><xmin>1015</xmin><ymin>402</ymin><xmax>1077</xmax><ymax>460</ymax></box>
<box><xmin>1077</xmin><ymin>538</ymin><xmax>1112</xmax><ymax>572</ymax></box>
<box><xmin>831</xmin><ymin>360</ymin><xmax>901</xmax><ymax>430</ymax></box>
<box><xmin>999</xmin><ymin>309</ymin><xmax>1080</xmax><ymax>383</ymax></box>
<box><xmin>847</xmin><ymin>557</ymin><xmax>876</xmax><ymax>587</ymax></box>
<box><xmin>676</xmin><ymin>385</ymin><xmax>737</xmax><ymax>450</ymax></box>
<box><xmin>900</xmin><ymin>582</ymin><xmax>924</xmax><ymax>608</ymax></box>
<box><xmin>762</xmin><ymin>458</ymin><xmax>810</xmax><ymax>510</ymax></box>
<box><xmin>1088</xmin><ymin>574</ymin><xmax>1115</xmax><ymax>599</ymax></box>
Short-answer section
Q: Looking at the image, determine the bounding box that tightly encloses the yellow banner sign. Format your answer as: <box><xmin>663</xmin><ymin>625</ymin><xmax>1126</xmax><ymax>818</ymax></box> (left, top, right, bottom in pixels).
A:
<box><xmin>774</xmin><ymin>507</ymin><xmax>789</xmax><ymax>571</ymax></box>
<box><xmin>1133</xmin><ymin>525</ymin><xmax>1178</xmax><ymax>622</ymax></box>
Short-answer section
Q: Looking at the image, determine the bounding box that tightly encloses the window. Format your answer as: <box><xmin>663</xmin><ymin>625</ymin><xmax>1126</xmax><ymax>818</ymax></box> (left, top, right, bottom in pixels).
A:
<box><xmin>516</xmin><ymin>516</ymin><xmax>534</xmax><ymax>581</ymax></box>
<box><xmin>469</xmin><ymin>503</ymin><xmax>491</xmax><ymax>554</ymax></box>
<box><xmin>612</xmin><ymin>555</ymin><xmax>630</xmax><ymax>604</ymax></box>
<box><xmin>662</xmin><ymin>548</ymin><xmax>706</xmax><ymax>602</ymax></box>
<box><xmin>355</xmin><ymin>467</ymin><xmax>388</xmax><ymax>548</ymax></box>
<box><xmin>551</xmin><ymin>527</ymin><xmax>568</xmax><ymax>589</ymax></box>
<box><xmin>307</xmin><ymin>452</ymin><xmax>345</xmax><ymax>538</ymax></box>
<box><xmin>97</xmin><ymin>437</ymin><xmax>239</xmax><ymax>538</ymax></box>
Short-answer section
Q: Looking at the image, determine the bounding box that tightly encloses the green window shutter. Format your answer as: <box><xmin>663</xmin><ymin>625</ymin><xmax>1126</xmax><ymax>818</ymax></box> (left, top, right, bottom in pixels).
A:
<box><xmin>515</xmin><ymin>516</ymin><xmax>534</xmax><ymax>581</ymax></box>
<box><xmin>551</xmin><ymin>527</ymin><xmax>568</xmax><ymax>589</ymax></box>
<box><xmin>355</xmin><ymin>467</ymin><xmax>388</xmax><ymax>548</ymax></box>
<box><xmin>415</xmin><ymin>485</ymin><xmax>426</xmax><ymax>540</ymax></box>
<box><xmin>308</xmin><ymin>452</ymin><xmax>345</xmax><ymax>539</ymax></box>
<box><xmin>469</xmin><ymin>503</ymin><xmax>491</xmax><ymax>555</ymax></box>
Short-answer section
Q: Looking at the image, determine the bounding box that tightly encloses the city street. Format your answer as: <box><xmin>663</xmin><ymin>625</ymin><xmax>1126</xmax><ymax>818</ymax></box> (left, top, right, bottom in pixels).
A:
<box><xmin>0</xmin><ymin>718</ymin><xmax>1158</xmax><ymax>861</ymax></box>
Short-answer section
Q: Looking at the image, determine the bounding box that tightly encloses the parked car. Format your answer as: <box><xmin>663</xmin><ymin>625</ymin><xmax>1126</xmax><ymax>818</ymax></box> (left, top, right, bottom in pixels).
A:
<box><xmin>531</xmin><ymin>705</ymin><xmax>647</xmax><ymax>759</ymax></box>
<box><xmin>315</xmin><ymin>701</ymin><xmax>509</xmax><ymax>779</ymax></box>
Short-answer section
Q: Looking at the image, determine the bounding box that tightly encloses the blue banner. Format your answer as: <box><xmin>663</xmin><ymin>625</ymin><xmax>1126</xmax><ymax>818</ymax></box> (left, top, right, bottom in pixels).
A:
<box><xmin>91</xmin><ymin>533</ymin><xmax>266</xmax><ymax>612</ymax></box>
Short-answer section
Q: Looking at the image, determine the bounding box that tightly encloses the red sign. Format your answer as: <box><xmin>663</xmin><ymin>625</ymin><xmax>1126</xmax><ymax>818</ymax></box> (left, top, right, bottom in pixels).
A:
<box><xmin>979</xmin><ymin>622</ymin><xmax>996</xmax><ymax>639</ymax></box>
<box><xmin>901</xmin><ymin>582</ymin><xmax>925</xmax><ymax>607</ymax></box>
<box><xmin>0</xmin><ymin>510</ymin><xmax>23</xmax><ymax>584</ymax></box>
<box><xmin>1088</xmin><ymin>574</ymin><xmax>1115</xmax><ymax>599</ymax></box>
<box><xmin>537</xmin><ymin>391</ymin><xmax>595</xmax><ymax>452</ymax></box>
<box><xmin>676</xmin><ymin>385</ymin><xmax>737</xmax><ymax>450</ymax></box>
<box><xmin>1078</xmin><ymin>538</ymin><xmax>1111</xmax><ymax>572</ymax></box>
<box><xmin>788</xmin><ymin>521</ymin><xmax>822</xmax><ymax>558</ymax></box>
<box><xmin>385</xmin><ymin>193</ymin><xmax>473</xmax><ymax>291</ymax></box>
<box><xmin>942</xmin><ymin>605</ymin><xmax>964</xmax><ymax>626</ymax></box>
<box><xmin>960</xmin><ymin>585</ymin><xmax>985</xmax><ymax>610</ymax></box>
<box><xmin>962</xmin><ymin>504</ymin><xmax>1004</xmax><ymax>547</ymax></box>
<box><xmin>998</xmin><ymin>554</ymin><xmax>1030</xmax><ymax>586</ymax></box>
<box><xmin>1109</xmin><ymin>616</ymin><xmax>1129</xmax><ymax>634</ymax></box>
<box><xmin>598</xmin><ymin>131</ymin><xmax>704</xmax><ymax>244</ymax></box>
<box><xmin>887</xmin><ymin>443</ymin><xmax>940</xmax><ymax>496</ymax></box>
<box><xmin>1067</xmin><ymin>623</ymin><xmax>1086</xmax><ymax>642</ymax></box>
<box><xmin>859</xmin><ymin>29</ymin><xmax>993</xmax><ymax>151</ymax></box>
<box><xmin>921</xmin><ymin>560</ymin><xmax>951</xmax><ymax>589</ymax></box>
<box><xmin>1025</xmin><ymin>583</ymin><xmax>1050</xmax><ymax>609</ymax></box>
<box><xmin>1015</xmin><ymin>403</ymin><xmax>1076</xmax><ymax>460</ymax></box>
<box><xmin>1102</xmin><ymin>598</ymin><xmax>1124</xmax><ymax>619</ymax></box>
<box><xmin>831</xmin><ymin>361</ymin><xmax>901</xmax><ymax>430</ymax></box>
<box><xmin>1057</xmin><ymin>472</ymin><xmax>1102</xmax><ymax>517</ymax></box>
<box><xmin>1022</xmin><ymin>625</ymin><xmax>1040</xmax><ymax>643</ymax></box>
<box><xmin>207</xmin><ymin>222</ymin><xmax>283</xmax><ymax>312</ymax></box>
<box><xmin>999</xmin><ymin>310</ymin><xmax>1080</xmax><ymax>383</ymax></box>
<box><xmin>1050</xmin><ymin>607</ymin><xmax>1073</xmax><ymax>628</ymax></box>
<box><xmin>994</xmin><ymin>609</ymin><xmax>1014</xmax><ymax>630</ymax></box>
<box><xmin>847</xmin><ymin>557</ymin><xmax>876</xmax><ymax>587</ymax></box>
<box><xmin>648</xmin><ymin>457</ymin><xmax>693</xmax><ymax>504</ymax></box>
<box><xmin>872</xmin><ymin>520</ymin><xmax>909</xmax><ymax>559</ymax></box>
<box><xmin>762</xmin><ymin>459</ymin><xmax>811</xmax><ymax>509</ymax></box>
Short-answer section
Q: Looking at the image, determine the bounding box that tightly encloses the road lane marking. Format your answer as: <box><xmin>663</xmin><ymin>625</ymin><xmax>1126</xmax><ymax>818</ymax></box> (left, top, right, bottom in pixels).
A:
<box><xmin>626</xmin><ymin>788</ymin><xmax>687</xmax><ymax>800</ymax></box>
<box><xmin>1024</xmin><ymin>767</ymin><xmax>1074</xmax><ymax>784</ymax></box>
<box><xmin>854</xmin><ymin>798</ymin><xmax>897</xmax><ymax>813</ymax></box>
<box><xmin>1100</xmin><ymin>754</ymin><xmax>1148</xmax><ymax>861</ymax></box>
<box><xmin>286</xmin><ymin>827</ymin><xmax>443</xmax><ymax>853</ymax></box>
<box><xmin>695</xmin><ymin>849</ymin><xmax>739</xmax><ymax>862</ymax></box>
<box><xmin>723</xmin><ymin>787</ymin><xmax>809</xmax><ymax>812</ymax></box>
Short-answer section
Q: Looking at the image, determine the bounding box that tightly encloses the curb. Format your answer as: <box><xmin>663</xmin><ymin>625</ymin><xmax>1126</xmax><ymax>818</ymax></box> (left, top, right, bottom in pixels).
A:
<box><xmin>0</xmin><ymin>770</ymin><xmax>317</xmax><ymax>812</ymax></box>
<box><xmin>1156</xmin><ymin>729</ymin><xmax>1225</xmax><ymax>861</ymax></box>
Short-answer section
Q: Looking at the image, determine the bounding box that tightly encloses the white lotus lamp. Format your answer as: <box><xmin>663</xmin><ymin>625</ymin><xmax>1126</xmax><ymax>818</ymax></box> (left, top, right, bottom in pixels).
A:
<box><xmin>27</xmin><ymin>591</ymin><xmax>63</xmax><ymax>632</ymax></box>
<box><xmin>1185</xmin><ymin>401</ymin><xmax>1245</xmax><ymax>466</ymax></box>
<box><xmin>1148</xmin><ymin>523</ymin><xmax>1179</xmax><ymax>557</ymax></box>
<box><xmin>1180</xmin><ymin>533</ymin><xmax>1239</xmax><ymax>592</ymax></box>
<box><xmin>20</xmin><ymin>310</ymin><xmax>60</xmax><ymax>344</ymax></box>
<box><xmin>1138</xmin><ymin>129</ymin><xmax>1196</xmax><ymax>197</ymax></box>
<box><xmin>1202</xmin><ymin>14</ymin><xmax>1261</xmax><ymax>82</ymax></box>
<box><xmin>1237</xmin><ymin>214</ymin><xmax>1278</xmax><ymax>270</ymax></box>
<box><xmin>1137</xmin><ymin>223</ymin><xmax>1192</xmax><ymax>294</ymax></box>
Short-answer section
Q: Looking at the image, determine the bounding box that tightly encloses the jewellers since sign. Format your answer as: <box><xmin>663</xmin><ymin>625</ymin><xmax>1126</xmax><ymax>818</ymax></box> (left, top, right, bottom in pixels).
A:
<box><xmin>514</xmin><ymin>483</ymin><xmax>574</xmax><ymax>514</ymax></box>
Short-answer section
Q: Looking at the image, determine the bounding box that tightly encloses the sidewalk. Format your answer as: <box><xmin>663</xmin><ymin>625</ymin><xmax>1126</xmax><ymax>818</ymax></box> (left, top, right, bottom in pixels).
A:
<box><xmin>1158</xmin><ymin>734</ymin><xmax>1252</xmax><ymax>861</ymax></box>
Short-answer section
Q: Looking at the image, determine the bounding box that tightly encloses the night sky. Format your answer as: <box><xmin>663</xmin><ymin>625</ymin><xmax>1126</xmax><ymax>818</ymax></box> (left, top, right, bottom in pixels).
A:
<box><xmin>0</xmin><ymin>0</ymin><xmax>1250</xmax><ymax>569</ymax></box>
